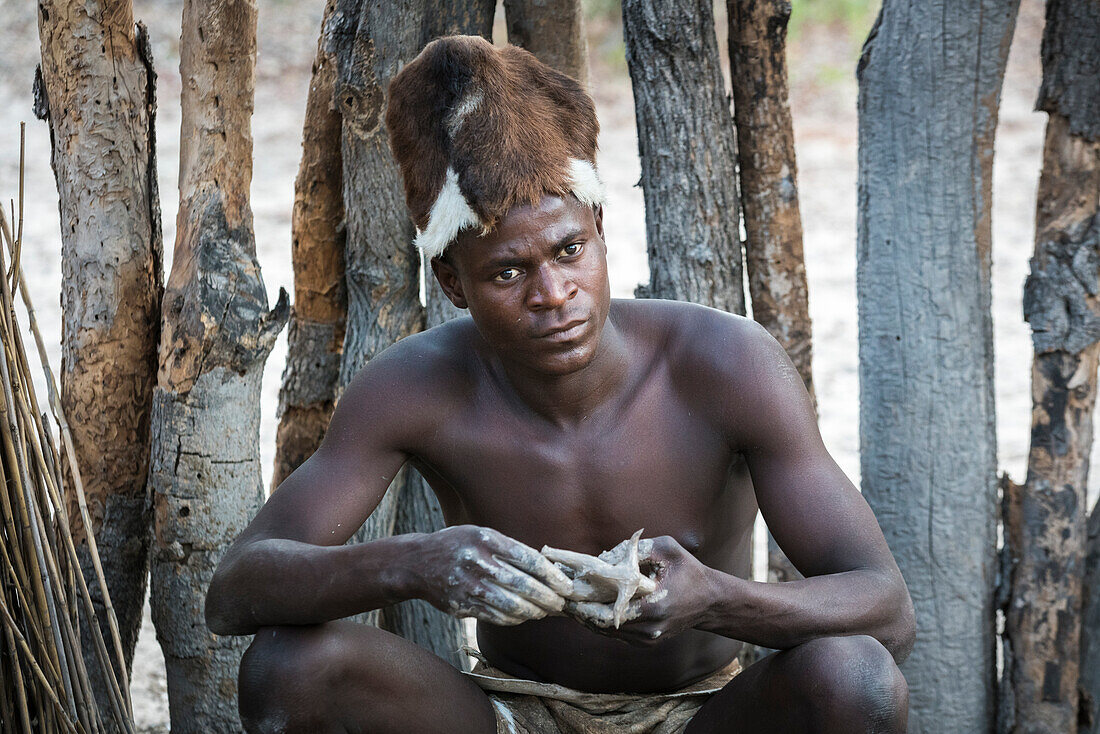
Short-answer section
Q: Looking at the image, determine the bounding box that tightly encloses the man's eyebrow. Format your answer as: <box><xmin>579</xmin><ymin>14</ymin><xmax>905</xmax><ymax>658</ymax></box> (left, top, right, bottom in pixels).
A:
<box><xmin>549</xmin><ymin>229</ymin><xmax>587</xmax><ymax>251</ymax></box>
<box><xmin>480</xmin><ymin>230</ymin><xmax>588</xmax><ymax>271</ymax></box>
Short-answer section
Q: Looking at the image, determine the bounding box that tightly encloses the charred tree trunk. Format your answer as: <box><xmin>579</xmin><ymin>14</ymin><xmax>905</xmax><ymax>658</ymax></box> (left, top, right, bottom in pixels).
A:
<box><xmin>1013</xmin><ymin>4</ymin><xmax>1100</xmax><ymax>733</ymax></box>
<box><xmin>271</xmin><ymin>0</ymin><xmax>347</xmax><ymax>490</ymax></box>
<box><xmin>34</xmin><ymin>1</ymin><xmax>162</xmax><ymax>721</ymax></box>
<box><xmin>503</xmin><ymin>0</ymin><xmax>588</xmax><ymax>85</ymax></box>
<box><xmin>147</xmin><ymin>0</ymin><xmax>288</xmax><ymax>728</ymax></box>
<box><xmin>856</xmin><ymin>1</ymin><xmax>1019</xmax><ymax>731</ymax></box>
<box><xmin>727</xmin><ymin>0</ymin><xmax>811</xmax><ymax>588</ymax></box>
<box><xmin>1003</xmin><ymin>118</ymin><xmax>1099</xmax><ymax>733</ymax></box>
<box><xmin>622</xmin><ymin>0</ymin><xmax>745</xmax><ymax>316</ymax></box>
<box><xmin>330</xmin><ymin>0</ymin><xmax>491</xmax><ymax>665</ymax></box>
<box><xmin>727</xmin><ymin>0</ymin><xmax>813</xmax><ymax>404</ymax></box>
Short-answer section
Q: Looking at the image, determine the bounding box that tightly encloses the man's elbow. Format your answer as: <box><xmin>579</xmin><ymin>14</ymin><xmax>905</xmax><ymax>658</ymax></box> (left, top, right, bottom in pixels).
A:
<box><xmin>883</xmin><ymin>585</ymin><xmax>916</xmax><ymax>664</ymax></box>
<box><xmin>204</xmin><ymin>555</ymin><xmax>255</xmax><ymax>636</ymax></box>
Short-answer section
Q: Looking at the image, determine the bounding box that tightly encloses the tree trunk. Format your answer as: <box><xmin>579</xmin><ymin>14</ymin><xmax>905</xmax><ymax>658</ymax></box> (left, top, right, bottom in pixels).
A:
<box><xmin>727</xmin><ymin>0</ymin><xmax>812</xmax><ymax>589</ymax></box>
<box><xmin>856</xmin><ymin>1</ymin><xmax>1019</xmax><ymax>731</ymax></box>
<box><xmin>35</xmin><ymin>1</ymin><xmax>162</xmax><ymax>722</ymax></box>
<box><xmin>1024</xmin><ymin>5</ymin><xmax>1100</xmax><ymax>733</ymax></box>
<box><xmin>622</xmin><ymin>0</ymin><xmax>745</xmax><ymax>316</ymax></box>
<box><xmin>1002</xmin><ymin>117</ymin><xmax>1100</xmax><ymax>734</ymax></box>
<box><xmin>271</xmin><ymin>0</ymin><xmax>347</xmax><ymax>491</ymax></box>
<box><xmin>329</xmin><ymin>0</ymin><xmax>491</xmax><ymax>662</ymax></box>
<box><xmin>503</xmin><ymin>0</ymin><xmax>588</xmax><ymax>85</ymax></box>
<box><xmin>727</xmin><ymin>0</ymin><xmax>813</xmax><ymax>405</ymax></box>
<box><xmin>147</xmin><ymin>0</ymin><xmax>288</xmax><ymax>728</ymax></box>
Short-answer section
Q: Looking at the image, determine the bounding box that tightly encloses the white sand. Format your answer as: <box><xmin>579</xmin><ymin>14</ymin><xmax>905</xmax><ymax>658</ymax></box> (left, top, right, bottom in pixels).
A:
<box><xmin>0</xmin><ymin>0</ymin><xmax>1056</xmax><ymax>729</ymax></box>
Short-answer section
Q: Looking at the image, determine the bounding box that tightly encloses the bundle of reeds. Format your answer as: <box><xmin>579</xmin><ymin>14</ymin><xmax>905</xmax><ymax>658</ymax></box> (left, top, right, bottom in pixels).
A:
<box><xmin>0</xmin><ymin>124</ymin><xmax>134</xmax><ymax>733</ymax></box>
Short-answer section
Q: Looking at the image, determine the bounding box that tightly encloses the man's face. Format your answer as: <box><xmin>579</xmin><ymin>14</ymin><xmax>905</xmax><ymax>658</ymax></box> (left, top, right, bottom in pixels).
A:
<box><xmin>432</xmin><ymin>194</ymin><xmax>610</xmax><ymax>377</ymax></box>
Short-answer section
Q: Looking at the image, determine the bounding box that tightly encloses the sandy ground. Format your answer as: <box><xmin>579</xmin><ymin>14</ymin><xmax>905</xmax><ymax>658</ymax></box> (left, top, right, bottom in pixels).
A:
<box><xmin>0</xmin><ymin>0</ymin><xmax>1053</xmax><ymax>729</ymax></box>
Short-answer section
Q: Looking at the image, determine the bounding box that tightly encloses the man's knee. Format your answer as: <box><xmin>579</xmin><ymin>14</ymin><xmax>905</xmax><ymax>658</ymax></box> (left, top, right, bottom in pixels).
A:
<box><xmin>239</xmin><ymin>624</ymin><xmax>375</xmax><ymax>734</ymax></box>
<box><xmin>789</xmin><ymin>635</ymin><xmax>908</xmax><ymax>732</ymax></box>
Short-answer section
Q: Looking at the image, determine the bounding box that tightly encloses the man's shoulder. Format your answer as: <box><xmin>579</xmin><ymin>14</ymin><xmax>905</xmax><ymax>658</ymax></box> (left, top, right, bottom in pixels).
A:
<box><xmin>339</xmin><ymin>317</ymin><xmax>480</xmax><ymax>416</ymax></box>
<box><xmin>613</xmin><ymin>298</ymin><xmax>773</xmax><ymax>373</ymax></box>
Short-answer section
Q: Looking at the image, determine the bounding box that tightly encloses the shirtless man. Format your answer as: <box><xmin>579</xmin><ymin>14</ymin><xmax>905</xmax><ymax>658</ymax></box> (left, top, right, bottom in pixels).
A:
<box><xmin>205</xmin><ymin>36</ymin><xmax>914</xmax><ymax>733</ymax></box>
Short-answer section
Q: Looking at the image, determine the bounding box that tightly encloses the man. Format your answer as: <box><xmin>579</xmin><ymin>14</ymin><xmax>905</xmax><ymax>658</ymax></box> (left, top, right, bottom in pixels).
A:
<box><xmin>206</xmin><ymin>35</ymin><xmax>915</xmax><ymax>734</ymax></box>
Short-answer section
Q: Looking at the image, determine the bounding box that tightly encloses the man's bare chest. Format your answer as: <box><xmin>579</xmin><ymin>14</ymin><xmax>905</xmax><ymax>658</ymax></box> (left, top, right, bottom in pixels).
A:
<box><xmin>413</xmin><ymin>384</ymin><xmax>755</xmax><ymax>559</ymax></box>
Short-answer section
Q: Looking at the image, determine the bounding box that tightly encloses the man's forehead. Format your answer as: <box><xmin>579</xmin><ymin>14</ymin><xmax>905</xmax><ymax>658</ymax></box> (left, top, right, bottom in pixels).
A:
<box><xmin>452</xmin><ymin>195</ymin><xmax>596</xmax><ymax>257</ymax></box>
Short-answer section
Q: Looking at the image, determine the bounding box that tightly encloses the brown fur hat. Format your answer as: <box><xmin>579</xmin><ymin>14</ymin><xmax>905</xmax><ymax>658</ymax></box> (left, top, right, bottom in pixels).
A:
<box><xmin>386</xmin><ymin>35</ymin><xmax>605</xmax><ymax>258</ymax></box>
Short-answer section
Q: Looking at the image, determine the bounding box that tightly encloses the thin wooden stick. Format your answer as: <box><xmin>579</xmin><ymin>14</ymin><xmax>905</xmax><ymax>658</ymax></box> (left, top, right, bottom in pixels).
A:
<box><xmin>0</xmin><ymin>197</ymin><xmax>132</xmax><ymax>714</ymax></box>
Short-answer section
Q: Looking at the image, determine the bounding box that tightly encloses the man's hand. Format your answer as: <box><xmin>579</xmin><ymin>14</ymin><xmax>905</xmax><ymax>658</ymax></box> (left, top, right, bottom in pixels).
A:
<box><xmin>566</xmin><ymin>536</ymin><xmax>717</xmax><ymax>645</ymax></box>
<box><xmin>415</xmin><ymin>525</ymin><xmax>575</xmax><ymax>626</ymax></box>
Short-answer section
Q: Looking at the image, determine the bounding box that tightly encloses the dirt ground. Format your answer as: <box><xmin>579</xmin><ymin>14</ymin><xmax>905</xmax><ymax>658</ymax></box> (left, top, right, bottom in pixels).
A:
<box><xmin>0</xmin><ymin>0</ymin><xmax>1052</xmax><ymax>729</ymax></box>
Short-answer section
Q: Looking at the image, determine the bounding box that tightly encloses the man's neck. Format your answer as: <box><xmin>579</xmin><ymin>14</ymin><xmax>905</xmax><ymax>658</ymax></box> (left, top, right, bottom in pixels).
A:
<box><xmin>488</xmin><ymin>317</ymin><xmax>631</xmax><ymax>429</ymax></box>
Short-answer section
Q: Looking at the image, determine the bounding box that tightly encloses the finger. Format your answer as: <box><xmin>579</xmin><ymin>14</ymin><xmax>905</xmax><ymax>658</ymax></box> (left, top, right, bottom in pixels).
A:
<box><xmin>477</xmin><ymin>581</ymin><xmax>551</xmax><ymax>621</ymax></box>
<box><xmin>448</xmin><ymin>601</ymin><xmax>527</xmax><ymax>626</ymax></box>
<box><xmin>470</xmin><ymin>603</ymin><xmax>529</xmax><ymax>627</ymax></box>
<box><xmin>564</xmin><ymin>600</ymin><xmax>615</xmax><ymax>628</ymax></box>
<box><xmin>485</xmin><ymin>557</ymin><xmax>566</xmax><ymax>612</ymax></box>
<box><xmin>567</xmin><ymin>577</ymin><xmax>617</xmax><ymax>603</ymax></box>
<box><xmin>497</xmin><ymin>543</ymin><xmax>575</xmax><ymax>597</ymax></box>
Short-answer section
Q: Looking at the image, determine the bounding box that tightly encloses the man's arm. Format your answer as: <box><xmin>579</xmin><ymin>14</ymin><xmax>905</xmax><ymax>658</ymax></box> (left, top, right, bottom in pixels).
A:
<box><xmin>205</xmin><ymin>335</ymin><xmax>571</xmax><ymax>636</ymax></box>
<box><xmin>597</xmin><ymin>311</ymin><xmax>915</xmax><ymax>660</ymax></box>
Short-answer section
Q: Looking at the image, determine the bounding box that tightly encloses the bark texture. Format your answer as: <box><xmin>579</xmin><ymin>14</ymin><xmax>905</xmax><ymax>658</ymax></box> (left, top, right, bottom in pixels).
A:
<box><xmin>1026</xmin><ymin>5</ymin><xmax>1100</xmax><ymax>732</ymax></box>
<box><xmin>503</xmin><ymin>0</ymin><xmax>589</xmax><ymax>85</ymax></box>
<box><xmin>1003</xmin><ymin>118</ymin><xmax>1100</xmax><ymax>734</ymax></box>
<box><xmin>148</xmin><ymin>0</ymin><xmax>288</xmax><ymax>729</ymax></box>
<box><xmin>855</xmin><ymin>1</ymin><xmax>1019</xmax><ymax>731</ymax></box>
<box><xmin>271</xmin><ymin>0</ymin><xmax>347</xmax><ymax>490</ymax></box>
<box><xmin>34</xmin><ymin>0</ymin><xmax>162</xmax><ymax>720</ymax></box>
<box><xmin>622</xmin><ymin>0</ymin><xmax>745</xmax><ymax>316</ymax></box>
<box><xmin>330</xmin><ymin>0</ymin><xmax>492</xmax><ymax>664</ymax></box>
<box><xmin>623</xmin><ymin>0</ymin><xmax>749</xmax><ymax>663</ymax></box>
<box><xmin>1083</xmin><ymin>499</ymin><xmax>1100</xmax><ymax>733</ymax></box>
<box><xmin>727</xmin><ymin>0</ymin><xmax>813</xmax><ymax>404</ymax></box>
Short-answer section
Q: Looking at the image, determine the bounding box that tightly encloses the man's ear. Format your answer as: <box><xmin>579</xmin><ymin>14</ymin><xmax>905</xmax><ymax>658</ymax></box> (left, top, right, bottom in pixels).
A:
<box><xmin>430</xmin><ymin>255</ymin><xmax>469</xmax><ymax>309</ymax></box>
<box><xmin>593</xmin><ymin>204</ymin><xmax>604</xmax><ymax>240</ymax></box>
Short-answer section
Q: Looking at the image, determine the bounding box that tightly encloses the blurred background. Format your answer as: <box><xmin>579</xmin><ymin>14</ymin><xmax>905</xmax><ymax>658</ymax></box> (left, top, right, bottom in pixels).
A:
<box><xmin>0</xmin><ymin>0</ymin><xmax>1048</xmax><ymax>729</ymax></box>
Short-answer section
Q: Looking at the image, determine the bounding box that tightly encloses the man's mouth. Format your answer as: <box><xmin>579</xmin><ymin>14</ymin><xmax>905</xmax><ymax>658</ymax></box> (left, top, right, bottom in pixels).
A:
<box><xmin>537</xmin><ymin>319</ymin><xmax>588</xmax><ymax>341</ymax></box>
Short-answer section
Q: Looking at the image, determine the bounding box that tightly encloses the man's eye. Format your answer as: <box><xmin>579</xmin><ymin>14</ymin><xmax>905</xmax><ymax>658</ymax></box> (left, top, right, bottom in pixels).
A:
<box><xmin>494</xmin><ymin>268</ymin><xmax>520</xmax><ymax>282</ymax></box>
<box><xmin>560</xmin><ymin>242</ymin><xmax>583</xmax><ymax>257</ymax></box>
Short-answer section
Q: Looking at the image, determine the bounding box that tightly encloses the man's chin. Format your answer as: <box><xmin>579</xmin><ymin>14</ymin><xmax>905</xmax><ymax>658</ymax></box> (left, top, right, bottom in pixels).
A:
<box><xmin>525</xmin><ymin>341</ymin><xmax>601</xmax><ymax>377</ymax></box>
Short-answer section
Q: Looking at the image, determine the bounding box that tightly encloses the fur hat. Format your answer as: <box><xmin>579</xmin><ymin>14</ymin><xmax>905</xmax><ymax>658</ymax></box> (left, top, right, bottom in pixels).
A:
<box><xmin>386</xmin><ymin>35</ymin><xmax>606</xmax><ymax>259</ymax></box>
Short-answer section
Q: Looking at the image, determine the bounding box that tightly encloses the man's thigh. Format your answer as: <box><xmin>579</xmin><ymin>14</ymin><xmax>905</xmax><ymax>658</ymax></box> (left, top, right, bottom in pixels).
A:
<box><xmin>238</xmin><ymin>619</ymin><xmax>497</xmax><ymax>734</ymax></box>
<box><xmin>684</xmin><ymin>635</ymin><xmax>908</xmax><ymax>734</ymax></box>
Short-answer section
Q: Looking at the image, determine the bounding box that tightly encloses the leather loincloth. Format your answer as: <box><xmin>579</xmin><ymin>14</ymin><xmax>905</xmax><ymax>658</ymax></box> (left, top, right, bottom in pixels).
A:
<box><xmin>462</xmin><ymin>649</ymin><xmax>742</xmax><ymax>734</ymax></box>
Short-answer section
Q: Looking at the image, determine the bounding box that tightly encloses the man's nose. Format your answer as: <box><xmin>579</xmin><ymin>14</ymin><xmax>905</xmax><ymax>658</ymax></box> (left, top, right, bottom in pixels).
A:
<box><xmin>527</xmin><ymin>265</ymin><xmax>577</xmax><ymax>310</ymax></box>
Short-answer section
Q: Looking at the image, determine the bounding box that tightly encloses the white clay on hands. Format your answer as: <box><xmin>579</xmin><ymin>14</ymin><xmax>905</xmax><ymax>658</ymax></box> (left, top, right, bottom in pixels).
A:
<box><xmin>541</xmin><ymin>529</ymin><xmax>657</xmax><ymax>628</ymax></box>
<box><xmin>438</xmin><ymin>527</ymin><xmax>572</xmax><ymax>625</ymax></box>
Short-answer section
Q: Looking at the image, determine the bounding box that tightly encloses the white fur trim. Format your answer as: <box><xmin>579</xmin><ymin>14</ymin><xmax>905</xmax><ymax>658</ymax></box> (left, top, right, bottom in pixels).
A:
<box><xmin>414</xmin><ymin>167</ymin><xmax>481</xmax><ymax>258</ymax></box>
<box><xmin>566</xmin><ymin>157</ymin><xmax>606</xmax><ymax>207</ymax></box>
<box><xmin>415</xmin><ymin>158</ymin><xmax>607</xmax><ymax>258</ymax></box>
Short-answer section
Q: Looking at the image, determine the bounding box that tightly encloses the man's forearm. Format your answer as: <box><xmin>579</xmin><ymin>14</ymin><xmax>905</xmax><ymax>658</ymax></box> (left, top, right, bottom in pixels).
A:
<box><xmin>697</xmin><ymin>568</ymin><xmax>915</xmax><ymax>661</ymax></box>
<box><xmin>206</xmin><ymin>533</ymin><xmax>425</xmax><ymax>635</ymax></box>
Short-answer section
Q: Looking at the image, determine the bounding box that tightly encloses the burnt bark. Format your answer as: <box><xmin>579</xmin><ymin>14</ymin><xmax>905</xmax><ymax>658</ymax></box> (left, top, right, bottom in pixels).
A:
<box><xmin>503</xmin><ymin>0</ymin><xmax>588</xmax><ymax>85</ymax></box>
<box><xmin>727</xmin><ymin>0</ymin><xmax>813</xmax><ymax>404</ymax></box>
<box><xmin>1003</xmin><ymin>116</ymin><xmax>1100</xmax><ymax>734</ymax></box>
<box><xmin>271</xmin><ymin>0</ymin><xmax>347</xmax><ymax>490</ymax></box>
<box><xmin>35</xmin><ymin>0</ymin><xmax>162</xmax><ymax>722</ymax></box>
<box><xmin>856</xmin><ymin>1</ymin><xmax>1019</xmax><ymax>731</ymax></box>
<box><xmin>622</xmin><ymin>0</ymin><xmax>745</xmax><ymax>316</ymax></box>
<box><xmin>329</xmin><ymin>0</ymin><xmax>492</xmax><ymax>665</ymax></box>
<box><xmin>147</xmin><ymin>0</ymin><xmax>288</xmax><ymax>729</ymax></box>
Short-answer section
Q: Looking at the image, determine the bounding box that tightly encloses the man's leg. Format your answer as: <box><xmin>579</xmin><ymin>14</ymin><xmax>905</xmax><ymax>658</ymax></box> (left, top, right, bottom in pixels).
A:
<box><xmin>685</xmin><ymin>635</ymin><xmax>908</xmax><ymax>734</ymax></box>
<box><xmin>237</xmin><ymin>620</ymin><xmax>498</xmax><ymax>734</ymax></box>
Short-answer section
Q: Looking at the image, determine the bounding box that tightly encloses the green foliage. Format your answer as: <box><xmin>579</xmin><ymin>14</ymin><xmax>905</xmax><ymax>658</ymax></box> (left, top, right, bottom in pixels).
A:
<box><xmin>788</xmin><ymin>0</ymin><xmax>880</xmax><ymax>42</ymax></box>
